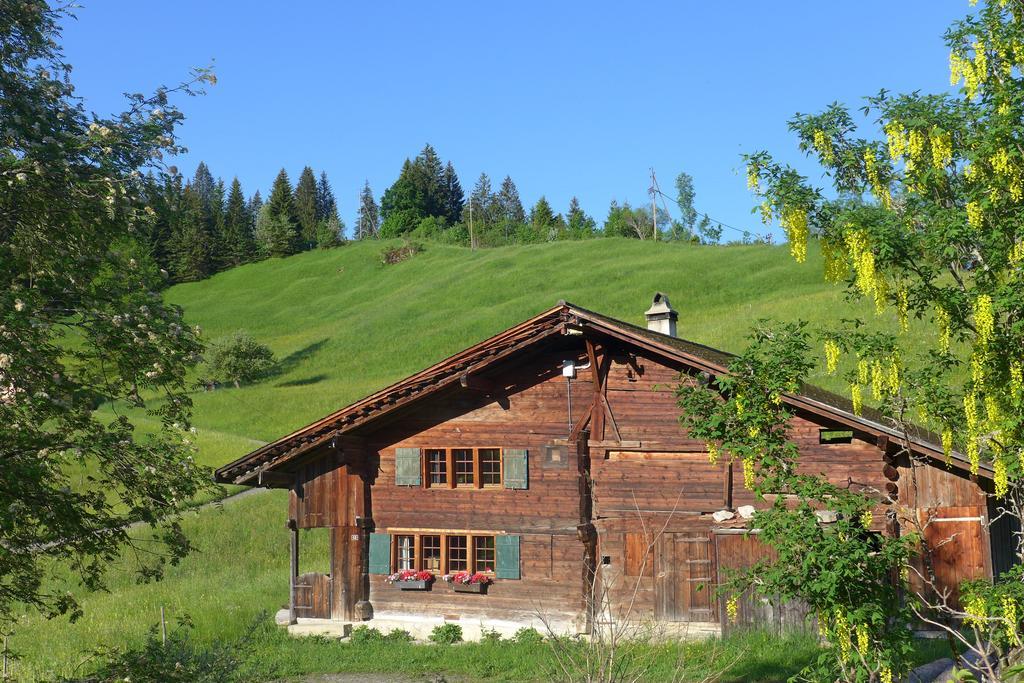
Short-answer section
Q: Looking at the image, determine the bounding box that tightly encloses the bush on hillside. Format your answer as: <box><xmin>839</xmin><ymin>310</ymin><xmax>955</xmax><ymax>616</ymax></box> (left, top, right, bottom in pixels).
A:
<box><xmin>380</xmin><ymin>240</ymin><xmax>423</xmax><ymax>266</ymax></box>
<box><xmin>201</xmin><ymin>331</ymin><xmax>275</xmax><ymax>389</ymax></box>
<box><xmin>65</xmin><ymin>614</ymin><xmax>268</xmax><ymax>683</ymax></box>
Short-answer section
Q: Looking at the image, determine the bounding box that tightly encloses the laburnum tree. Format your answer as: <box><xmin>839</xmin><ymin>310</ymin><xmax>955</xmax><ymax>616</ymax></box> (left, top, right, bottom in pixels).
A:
<box><xmin>0</xmin><ymin>2</ymin><xmax>216</xmax><ymax>626</ymax></box>
<box><xmin>730</xmin><ymin>0</ymin><xmax>1024</xmax><ymax>679</ymax></box>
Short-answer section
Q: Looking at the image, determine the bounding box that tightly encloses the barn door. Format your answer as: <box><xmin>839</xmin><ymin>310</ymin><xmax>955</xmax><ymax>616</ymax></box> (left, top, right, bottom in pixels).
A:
<box><xmin>917</xmin><ymin>505</ymin><xmax>990</xmax><ymax>609</ymax></box>
<box><xmin>655</xmin><ymin>534</ymin><xmax>715</xmax><ymax>622</ymax></box>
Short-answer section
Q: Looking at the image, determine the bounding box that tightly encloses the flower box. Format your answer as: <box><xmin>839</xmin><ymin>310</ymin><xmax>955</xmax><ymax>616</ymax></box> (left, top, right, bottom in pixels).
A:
<box><xmin>386</xmin><ymin>570</ymin><xmax>435</xmax><ymax>590</ymax></box>
<box><xmin>444</xmin><ymin>571</ymin><xmax>493</xmax><ymax>594</ymax></box>
<box><xmin>452</xmin><ymin>581</ymin><xmax>487</xmax><ymax>594</ymax></box>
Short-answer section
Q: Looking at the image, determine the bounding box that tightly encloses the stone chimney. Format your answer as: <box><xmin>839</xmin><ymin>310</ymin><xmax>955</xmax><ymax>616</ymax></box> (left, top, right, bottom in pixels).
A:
<box><xmin>644</xmin><ymin>292</ymin><xmax>678</xmax><ymax>337</ymax></box>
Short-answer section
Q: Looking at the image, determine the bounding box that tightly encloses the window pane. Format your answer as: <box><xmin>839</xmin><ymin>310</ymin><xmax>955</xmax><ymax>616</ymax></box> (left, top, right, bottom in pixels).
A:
<box><xmin>453</xmin><ymin>448</ymin><xmax>474</xmax><ymax>486</ymax></box>
<box><xmin>396</xmin><ymin>535</ymin><xmax>415</xmax><ymax>571</ymax></box>
<box><xmin>474</xmin><ymin>536</ymin><xmax>495</xmax><ymax>573</ymax></box>
<box><xmin>422</xmin><ymin>535</ymin><xmax>441</xmax><ymax>572</ymax></box>
<box><xmin>426</xmin><ymin>449</ymin><xmax>447</xmax><ymax>485</ymax></box>
<box><xmin>479</xmin><ymin>448</ymin><xmax>501</xmax><ymax>486</ymax></box>
<box><xmin>448</xmin><ymin>535</ymin><xmax>468</xmax><ymax>572</ymax></box>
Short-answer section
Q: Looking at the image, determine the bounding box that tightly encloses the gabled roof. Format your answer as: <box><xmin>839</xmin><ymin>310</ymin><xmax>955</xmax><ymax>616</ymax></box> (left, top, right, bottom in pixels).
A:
<box><xmin>215</xmin><ymin>301</ymin><xmax>988</xmax><ymax>485</ymax></box>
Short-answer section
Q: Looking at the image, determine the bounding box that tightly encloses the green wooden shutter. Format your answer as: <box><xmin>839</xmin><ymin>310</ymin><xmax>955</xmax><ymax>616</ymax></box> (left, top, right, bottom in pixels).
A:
<box><xmin>496</xmin><ymin>535</ymin><xmax>521</xmax><ymax>579</ymax></box>
<box><xmin>368</xmin><ymin>532</ymin><xmax>391</xmax><ymax>575</ymax></box>
<box><xmin>394</xmin><ymin>447</ymin><xmax>421</xmax><ymax>486</ymax></box>
<box><xmin>503</xmin><ymin>448</ymin><xmax>528</xmax><ymax>489</ymax></box>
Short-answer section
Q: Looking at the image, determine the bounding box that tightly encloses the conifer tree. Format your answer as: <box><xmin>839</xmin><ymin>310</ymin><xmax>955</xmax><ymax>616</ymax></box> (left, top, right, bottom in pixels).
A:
<box><xmin>442</xmin><ymin>161</ymin><xmax>464</xmax><ymax>225</ymax></box>
<box><xmin>464</xmin><ymin>172</ymin><xmax>494</xmax><ymax>228</ymax></box>
<box><xmin>221</xmin><ymin>177</ymin><xmax>253</xmax><ymax>266</ymax></box>
<box><xmin>529</xmin><ymin>196</ymin><xmax>565</xmax><ymax>240</ymax></box>
<box><xmin>294</xmin><ymin>166</ymin><xmax>318</xmax><ymax>250</ymax></box>
<box><xmin>414</xmin><ymin>143</ymin><xmax>446</xmax><ymax>218</ymax></box>
<box><xmin>264</xmin><ymin>168</ymin><xmax>299</xmax><ymax>256</ymax></box>
<box><xmin>356</xmin><ymin>181</ymin><xmax>380</xmax><ymax>239</ymax></box>
<box><xmin>380</xmin><ymin>159</ymin><xmax>420</xmax><ymax>236</ymax></box>
<box><xmin>169</xmin><ymin>183</ymin><xmax>213</xmax><ymax>280</ymax></box>
<box><xmin>567</xmin><ymin>197</ymin><xmax>596</xmax><ymax>238</ymax></box>
<box><xmin>316</xmin><ymin>170</ymin><xmax>337</xmax><ymax>222</ymax></box>
<box><xmin>496</xmin><ymin>175</ymin><xmax>526</xmax><ymax>224</ymax></box>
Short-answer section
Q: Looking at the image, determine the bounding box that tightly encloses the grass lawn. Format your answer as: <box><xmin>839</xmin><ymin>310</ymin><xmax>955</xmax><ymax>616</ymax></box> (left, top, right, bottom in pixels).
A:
<box><xmin>10</xmin><ymin>239</ymin><xmax>949</xmax><ymax>680</ymax></box>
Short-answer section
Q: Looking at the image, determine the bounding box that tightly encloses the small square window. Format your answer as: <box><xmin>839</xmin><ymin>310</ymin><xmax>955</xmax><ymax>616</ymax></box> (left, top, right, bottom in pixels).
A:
<box><xmin>426</xmin><ymin>449</ymin><xmax>447</xmax><ymax>486</ymax></box>
<box><xmin>453</xmin><ymin>448</ymin><xmax>474</xmax><ymax>487</ymax></box>
<box><xmin>448</xmin><ymin>535</ymin><xmax>468</xmax><ymax>572</ymax></box>
<box><xmin>395</xmin><ymin>534</ymin><xmax>415</xmax><ymax>571</ymax></box>
<box><xmin>474</xmin><ymin>536</ymin><xmax>495</xmax><ymax>573</ymax></box>
<box><xmin>422</xmin><ymin>535</ymin><xmax>442</xmax><ymax>572</ymax></box>
<box><xmin>479</xmin><ymin>448</ymin><xmax>501</xmax><ymax>487</ymax></box>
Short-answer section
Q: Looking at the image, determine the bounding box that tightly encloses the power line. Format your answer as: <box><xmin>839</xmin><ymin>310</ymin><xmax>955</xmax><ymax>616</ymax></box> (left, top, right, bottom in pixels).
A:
<box><xmin>650</xmin><ymin>185</ymin><xmax>770</xmax><ymax>240</ymax></box>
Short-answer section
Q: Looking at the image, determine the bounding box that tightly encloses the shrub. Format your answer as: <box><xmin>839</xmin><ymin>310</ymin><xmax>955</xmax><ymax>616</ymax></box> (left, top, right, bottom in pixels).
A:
<box><xmin>65</xmin><ymin>613</ymin><xmax>266</xmax><ymax>682</ymax></box>
<box><xmin>512</xmin><ymin>626</ymin><xmax>544</xmax><ymax>646</ymax></box>
<box><xmin>380</xmin><ymin>240</ymin><xmax>423</xmax><ymax>265</ymax></box>
<box><xmin>349</xmin><ymin>625</ymin><xmax>385</xmax><ymax>644</ymax></box>
<box><xmin>385</xmin><ymin>628</ymin><xmax>414</xmax><ymax>644</ymax></box>
<box><xmin>480</xmin><ymin>627</ymin><xmax>503</xmax><ymax>644</ymax></box>
<box><xmin>202</xmin><ymin>330</ymin><xmax>275</xmax><ymax>389</ymax></box>
<box><xmin>429</xmin><ymin>623</ymin><xmax>463</xmax><ymax>645</ymax></box>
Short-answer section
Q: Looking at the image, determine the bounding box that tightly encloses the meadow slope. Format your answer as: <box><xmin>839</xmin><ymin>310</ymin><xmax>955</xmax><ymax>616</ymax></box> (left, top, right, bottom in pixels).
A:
<box><xmin>13</xmin><ymin>238</ymin><xmax>927</xmax><ymax>679</ymax></box>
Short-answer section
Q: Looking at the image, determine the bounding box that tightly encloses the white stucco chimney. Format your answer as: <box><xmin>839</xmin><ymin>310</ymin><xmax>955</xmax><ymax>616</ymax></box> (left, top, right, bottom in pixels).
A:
<box><xmin>644</xmin><ymin>292</ymin><xmax>678</xmax><ymax>337</ymax></box>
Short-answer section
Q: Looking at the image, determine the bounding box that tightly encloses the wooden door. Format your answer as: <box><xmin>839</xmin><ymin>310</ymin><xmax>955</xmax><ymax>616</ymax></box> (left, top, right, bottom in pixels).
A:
<box><xmin>917</xmin><ymin>505</ymin><xmax>990</xmax><ymax>609</ymax></box>
<box><xmin>293</xmin><ymin>572</ymin><xmax>332</xmax><ymax>619</ymax></box>
<box><xmin>655</xmin><ymin>534</ymin><xmax>715</xmax><ymax>622</ymax></box>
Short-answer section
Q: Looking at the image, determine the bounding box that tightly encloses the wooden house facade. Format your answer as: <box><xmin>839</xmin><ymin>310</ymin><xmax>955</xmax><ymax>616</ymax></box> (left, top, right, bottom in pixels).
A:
<box><xmin>215</xmin><ymin>296</ymin><xmax>1008</xmax><ymax>632</ymax></box>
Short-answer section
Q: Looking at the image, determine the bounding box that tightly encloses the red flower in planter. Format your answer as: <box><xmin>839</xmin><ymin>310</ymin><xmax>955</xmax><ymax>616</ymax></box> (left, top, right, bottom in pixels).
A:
<box><xmin>386</xmin><ymin>569</ymin><xmax>435</xmax><ymax>583</ymax></box>
<box><xmin>444</xmin><ymin>571</ymin><xmax>493</xmax><ymax>585</ymax></box>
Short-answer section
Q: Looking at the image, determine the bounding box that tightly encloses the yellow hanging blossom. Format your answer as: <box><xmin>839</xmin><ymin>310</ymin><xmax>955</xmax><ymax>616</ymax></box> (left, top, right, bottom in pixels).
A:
<box><xmin>748</xmin><ymin>425</ymin><xmax>760</xmax><ymax>438</ymax></box>
<box><xmin>951</xmin><ymin>51</ymin><xmax>966</xmax><ymax>86</ymax></box>
<box><xmin>822</xmin><ymin>238</ymin><xmax>848</xmax><ymax>283</ymax></box>
<box><xmin>746</xmin><ymin>163</ymin><xmax>759</xmax><ymax>191</ymax></box>
<box><xmin>936</xmin><ymin>307</ymin><xmax>952</xmax><ymax>354</ymax></box>
<box><xmin>860</xmin><ymin>509</ymin><xmax>873</xmax><ymax>530</ymax></box>
<box><xmin>857</xmin><ymin>358</ymin><xmax>870</xmax><ymax>386</ymax></box>
<box><xmin>930</xmin><ymin>127</ymin><xmax>953</xmax><ymax>170</ymax></box>
<box><xmin>942</xmin><ymin>427</ymin><xmax>954</xmax><ymax>466</ymax></box>
<box><xmin>885</xmin><ymin>122</ymin><xmax>907</xmax><ymax>162</ymax></box>
<box><xmin>742</xmin><ymin>457</ymin><xmax>755</xmax><ymax>490</ymax></box>
<box><xmin>964</xmin><ymin>162</ymin><xmax>980</xmax><ymax>182</ymax></box>
<box><xmin>964</xmin><ymin>594</ymin><xmax>988</xmax><ymax>629</ymax></box>
<box><xmin>886</xmin><ymin>354</ymin><xmax>901</xmax><ymax>395</ymax></box>
<box><xmin>871</xmin><ymin>359</ymin><xmax>885</xmax><ymax>399</ymax></box>
<box><xmin>825</xmin><ymin>339</ymin><xmax>841</xmax><ymax>375</ymax></box>
<box><xmin>856</xmin><ymin>624</ymin><xmax>870</xmax><ymax>657</ymax></box>
<box><xmin>880</xmin><ymin>665</ymin><xmax>893</xmax><ymax>683</ymax></box>
<box><xmin>1004</xmin><ymin>596</ymin><xmax>1021</xmax><ymax>646</ymax></box>
<box><xmin>851</xmin><ymin>383</ymin><xmax>863</xmax><ymax>416</ymax></box>
<box><xmin>994</xmin><ymin>451</ymin><xmax>1009</xmax><ymax>498</ymax></box>
<box><xmin>972</xmin><ymin>41</ymin><xmax>989</xmax><ymax>96</ymax></box>
<box><xmin>759</xmin><ymin>200</ymin><xmax>772</xmax><ymax>225</ymax></box>
<box><xmin>1012</xmin><ymin>241</ymin><xmax>1024</xmax><ymax>266</ymax></box>
<box><xmin>845</xmin><ymin>229</ymin><xmax>882</xmax><ymax>302</ymax></box>
<box><xmin>991</xmin><ymin>148</ymin><xmax>1011</xmax><ymax>178</ymax></box>
<box><xmin>966</xmin><ymin>439</ymin><xmax>981</xmax><ymax>475</ymax></box>
<box><xmin>974</xmin><ymin>294</ymin><xmax>994</xmax><ymax>348</ymax></box>
<box><xmin>813</xmin><ymin>129</ymin><xmax>835</xmax><ymax>164</ymax></box>
<box><xmin>971</xmin><ymin>352</ymin><xmax>986</xmax><ymax>387</ymax></box>
<box><xmin>863</xmin><ymin>147</ymin><xmax>892</xmax><ymax>208</ymax></box>
<box><xmin>833</xmin><ymin>608</ymin><xmax>852</xmax><ymax>662</ymax></box>
<box><xmin>965</xmin><ymin>391</ymin><xmax>979</xmax><ymax>432</ymax></box>
<box><xmin>735</xmin><ymin>395</ymin><xmax>745</xmax><ymax>415</ymax></box>
<box><xmin>967</xmin><ymin>201</ymin><xmax>983</xmax><ymax>230</ymax></box>
<box><xmin>1010</xmin><ymin>361</ymin><xmax>1023</xmax><ymax>400</ymax></box>
<box><xmin>907</xmin><ymin>129</ymin><xmax>926</xmax><ymax>172</ymax></box>
<box><xmin>873</xmin><ymin>273</ymin><xmax>888</xmax><ymax>315</ymax></box>
<box><xmin>780</xmin><ymin>205</ymin><xmax>809</xmax><ymax>263</ymax></box>
<box><xmin>985</xmin><ymin>394</ymin><xmax>1001</xmax><ymax>425</ymax></box>
<box><xmin>896</xmin><ymin>288</ymin><xmax>909</xmax><ymax>333</ymax></box>
<box><xmin>707</xmin><ymin>441</ymin><xmax>719</xmax><ymax>465</ymax></box>
<box><xmin>818</xmin><ymin>612</ymin><xmax>830</xmax><ymax>639</ymax></box>
<box><xmin>726</xmin><ymin>595</ymin><xmax>739</xmax><ymax>623</ymax></box>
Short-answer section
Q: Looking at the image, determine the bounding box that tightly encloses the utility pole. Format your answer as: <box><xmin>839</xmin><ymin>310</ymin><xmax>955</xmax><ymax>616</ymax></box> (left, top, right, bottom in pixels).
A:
<box><xmin>649</xmin><ymin>168</ymin><xmax>658</xmax><ymax>241</ymax></box>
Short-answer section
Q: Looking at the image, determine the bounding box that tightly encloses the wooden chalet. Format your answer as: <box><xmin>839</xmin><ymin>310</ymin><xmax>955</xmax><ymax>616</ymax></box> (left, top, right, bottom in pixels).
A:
<box><xmin>215</xmin><ymin>295</ymin><xmax>1010</xmax><ymax>633</ymax></box>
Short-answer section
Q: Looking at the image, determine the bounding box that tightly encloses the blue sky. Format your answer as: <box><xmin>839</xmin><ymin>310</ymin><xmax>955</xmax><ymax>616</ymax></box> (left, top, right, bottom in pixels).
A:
<box><xmin>61</xmin><ymin>2</ymin><xmax>966</xmax><ymax>240</ymax></box>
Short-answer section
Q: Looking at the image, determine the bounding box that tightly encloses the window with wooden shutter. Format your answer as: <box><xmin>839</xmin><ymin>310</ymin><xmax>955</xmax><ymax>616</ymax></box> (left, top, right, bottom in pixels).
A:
<box><xmin>495</xmin><ymin>534</ymin><xmax>521</xmax><ymax>579</ymax></box>
<box><xmin>502</xmin><ymin>448</ymin><xmax>528</xmax><ymax>489</ymax></box>
<box><xmin>394</xmin><ymin>447</ymin><xmax>421</xmax><ymax>486</ymax></box>
<box><xmin>368</xmin><ymin>532</ymin><xmax>391</xmax><ymax>575</ymax></box>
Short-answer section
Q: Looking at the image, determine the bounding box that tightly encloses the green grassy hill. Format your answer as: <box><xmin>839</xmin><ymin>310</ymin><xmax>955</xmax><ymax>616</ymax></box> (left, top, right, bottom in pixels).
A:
<box><xmin>11</xmin><ymin>238</ymin><xmax>923</xmax><ymax>679</ymax></box>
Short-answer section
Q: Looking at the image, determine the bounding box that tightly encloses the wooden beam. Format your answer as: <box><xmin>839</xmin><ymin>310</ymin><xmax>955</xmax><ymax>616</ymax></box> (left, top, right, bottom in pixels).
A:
<box><xmin>459</xmin><ymin>372</ymin><xmax>496</xmax><ymax>394</ymax></box>
<box><xmin>257</xmin><ymin>470</ymin><xmax>294</xmax><ymax>489</ymax></box>
<box><xmin>288</xmin><ymin>518</ymin><xmax>299</xmax><ymax>625</ymax></box>
<box><xmin>723</xmin><ymin>461</ymin><xmax>734</xmax><ymax>509</ymax></box>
